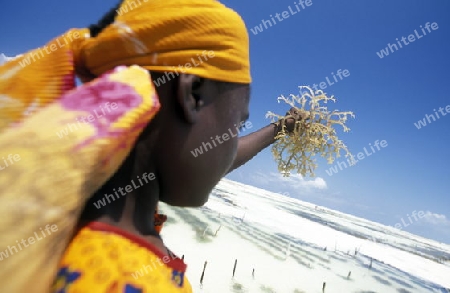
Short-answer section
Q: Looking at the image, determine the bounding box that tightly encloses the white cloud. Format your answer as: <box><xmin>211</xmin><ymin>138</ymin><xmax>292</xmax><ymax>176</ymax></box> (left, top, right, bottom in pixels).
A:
<box><xmin>0</xmin><ymin>53</ymin><xmax>21</xmax><ymax>66</ymax></box>
<box><xmin>422</xmin><ymin>211</ymin><xmax>450</xmax><ymax>227</ymax></box>
<box><xmin>250</xmin><ymin>171</ymin><xmax>327</xmax><ymax>192</ymax></box>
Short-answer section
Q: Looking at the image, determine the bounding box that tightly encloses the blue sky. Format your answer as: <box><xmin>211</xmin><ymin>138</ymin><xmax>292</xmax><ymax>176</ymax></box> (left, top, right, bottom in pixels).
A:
<box><xmin>1</xmin><ymin>0</ymin><xmax>449</xmax><ymax>244</ymax></box>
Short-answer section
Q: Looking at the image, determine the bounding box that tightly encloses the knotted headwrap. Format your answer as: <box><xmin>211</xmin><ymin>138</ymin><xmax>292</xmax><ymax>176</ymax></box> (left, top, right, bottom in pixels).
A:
<box><xmin>82</xmin><ymin>0</ymin><xmax>251</xmax><ymax>83</ymax></box>
<box><xmin>0</xmin><ymin>1</ymin><xmax>251</xmax><ymax>292</ymax></box>
<box><xmin>0</xmin><ymin>0</ymin><xmax>251</xmax><ymax>130</ymax></box>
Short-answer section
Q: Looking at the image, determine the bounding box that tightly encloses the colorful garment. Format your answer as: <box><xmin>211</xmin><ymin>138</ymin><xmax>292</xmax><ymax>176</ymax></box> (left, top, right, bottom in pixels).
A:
<box><xmin>0</xmin><ymin>66</ymin><xmax>160</xmax><ymax>293</ymax></box>
<box><xmin>0</xmin><ymin>0</ymin><xmax>251</xmax><ymax>292</ymax></box>
<box><xmin>52</xmin><ymin>222</ymin><xmax>191</xmax><ymax>293</ymax></box>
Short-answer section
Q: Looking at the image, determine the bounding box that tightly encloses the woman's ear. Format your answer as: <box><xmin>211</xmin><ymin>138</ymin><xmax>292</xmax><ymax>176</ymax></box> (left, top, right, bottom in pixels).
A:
<box><xmin>176</xmin><ymin>74</ymin><xmax>205</xmax><ymax>124</ymax></box>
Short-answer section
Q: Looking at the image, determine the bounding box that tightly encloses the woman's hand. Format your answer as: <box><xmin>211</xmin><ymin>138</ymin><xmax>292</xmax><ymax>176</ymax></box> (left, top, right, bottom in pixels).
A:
<box><xmin>273</xmin><ymin>107</ymin><xmax>308</xmax><ymax>136</ymax></box>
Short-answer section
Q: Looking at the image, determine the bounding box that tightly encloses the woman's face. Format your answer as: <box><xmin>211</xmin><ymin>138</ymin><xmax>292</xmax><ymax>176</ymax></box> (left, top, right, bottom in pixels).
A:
<box><xmin>153</xmin><ymin>77</ymin><xmax>250</xmax><ymax>207</ymax></box>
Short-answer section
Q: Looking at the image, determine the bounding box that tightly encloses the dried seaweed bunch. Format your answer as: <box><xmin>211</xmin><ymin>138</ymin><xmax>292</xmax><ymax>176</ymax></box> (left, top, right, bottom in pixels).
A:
<box><xmin>266</xmin><ymin>86</ymin><xmax>355</xmax><ymax>177</ymax></box>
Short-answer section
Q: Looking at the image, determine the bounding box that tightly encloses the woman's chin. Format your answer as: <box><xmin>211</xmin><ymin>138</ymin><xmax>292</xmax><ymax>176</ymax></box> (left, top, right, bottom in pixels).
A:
<box><xmin>160</xmin><ymin>192</ymin><xmax>209</xmax><ymax>207</ymax></box>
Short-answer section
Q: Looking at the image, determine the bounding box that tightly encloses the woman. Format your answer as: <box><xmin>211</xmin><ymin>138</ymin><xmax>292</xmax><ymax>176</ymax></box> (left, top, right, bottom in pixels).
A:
<box><xmin>0</xmin><ymin>0</ymin><xmax>300</xmax><ymax>292</ymax></box>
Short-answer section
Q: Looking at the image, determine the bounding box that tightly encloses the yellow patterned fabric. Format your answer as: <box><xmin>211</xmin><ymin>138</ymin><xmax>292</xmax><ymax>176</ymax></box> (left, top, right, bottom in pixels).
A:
<box><xmin>52</xmin><ymin>222</ymin><xmax>192</xmax><ymax>293</ymax></box>
<box><xmin>0</xmin><ymin>66</ymin><xmax>160</xmax><ymax>293</ymax></box>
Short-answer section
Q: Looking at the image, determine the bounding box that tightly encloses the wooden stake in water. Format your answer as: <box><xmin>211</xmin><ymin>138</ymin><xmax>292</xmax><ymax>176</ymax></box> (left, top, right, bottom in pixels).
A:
<box><xmin>203</xmin><ymin>225</ymin><xmax>209</xmax><ymax>237</ymax></box>
<box><xmin>285</xmin><ymin>241</ymin><xmax>291</xmax><ymax>259</ymax></box>
<box><xmin>322</xmin><ymin>282</ymin><xmax>326</xmax><ymax>293</ymax></box>
<box><xmin>214</xmin><ymin>225</ymin><xmax>222</xmax><ymax>236</ymax></box>
<box><xmin>347</xmin><ymin>271</ymin><xmax>352</xmax><ymax>280</ymax></box>
<box><xmin>252</xmin><ymin>268</ymin><xmax>255</xmax><ymax>279</ymax></box>
<box><xmin>200</xmin><ymin>261</ymin><xmax>207</xmax><ymax>285</ymax></box>
<box><xmin>181</xmin><ymin>255</ymin><xmax>184</xmax><ymax>261</ymax></box>
<box><xmin>232</xmin><ymin>259</ymin><xmax>237</xmax><ymax>278</ymax></box>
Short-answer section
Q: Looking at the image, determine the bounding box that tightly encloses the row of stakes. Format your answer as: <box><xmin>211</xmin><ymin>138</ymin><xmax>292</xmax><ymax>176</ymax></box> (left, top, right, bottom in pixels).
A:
<box><xmin>190</xmin><ymin>258</ymin><xmax>256</xmax><ymax>288</ymax></box>
<box><xmin>192</xmin><ymin>256</ymin><xmax>335</xmax><ymax>293</ymax></box>
<box><xmin>191</xmin><ymin>247</ymin><xmax>372</xmax><ymax>291</ymax></box>
<box><xmin>196</xmin><ymin>225</ymin><xmax>375</xmax><ymax>291</ymax></box>
<box><xmin>198</xmin><ymin>219</ymin><xmax>249</xmax><ymax>288</ymax></box>
<box><xmin>200</xmin><ymin>255</ymin><xmax>251</xmax><ymax>286</ymax></box>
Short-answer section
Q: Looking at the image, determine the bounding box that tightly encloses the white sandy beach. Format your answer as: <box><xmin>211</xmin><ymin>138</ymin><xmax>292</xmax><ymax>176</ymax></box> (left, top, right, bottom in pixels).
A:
<box><xmin>160</xmin><ymin>178</ymin><xmax>450</xmax><ymax>293</ymax></box>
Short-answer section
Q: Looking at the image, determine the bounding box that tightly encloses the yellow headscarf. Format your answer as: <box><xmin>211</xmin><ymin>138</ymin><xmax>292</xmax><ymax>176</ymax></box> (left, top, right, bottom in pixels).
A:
<box><xmin>0</xmin><ymin>0</ymin><xmax>251</xmax><ymax>130</ymax></box>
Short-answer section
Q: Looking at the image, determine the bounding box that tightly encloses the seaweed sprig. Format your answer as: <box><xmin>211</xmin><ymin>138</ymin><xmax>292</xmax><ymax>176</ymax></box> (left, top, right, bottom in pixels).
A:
<box><xmin>266</xmin><ymin>86</ymin><xmax>356</xmax><ymax>177</ymax></box>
